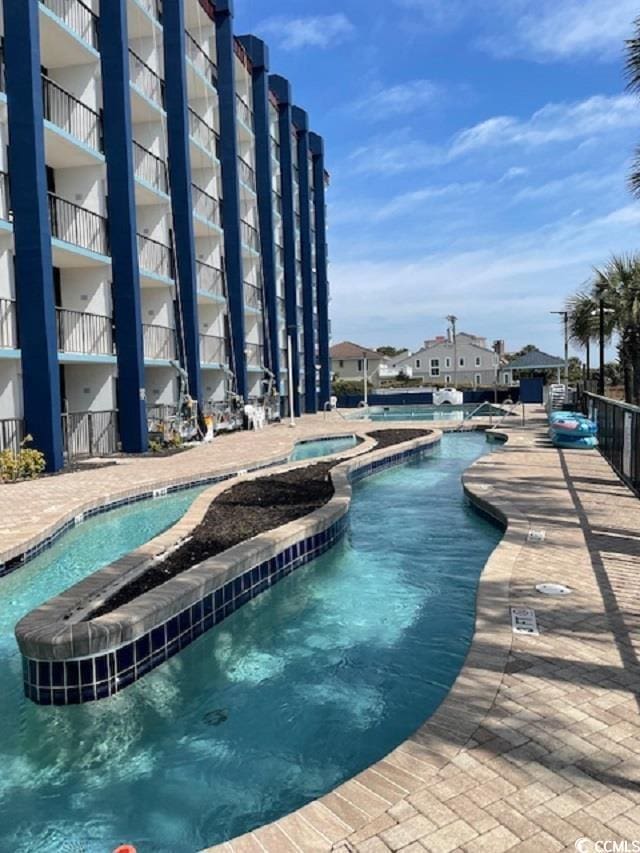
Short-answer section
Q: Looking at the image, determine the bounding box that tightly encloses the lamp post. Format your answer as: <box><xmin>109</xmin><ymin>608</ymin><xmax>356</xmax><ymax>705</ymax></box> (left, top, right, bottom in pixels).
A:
<box><xmin>591</xmin><ymin>300</ymin><xmax>614</xmax><ymax>396</ymax></box>
<box><xmin>550</xmin><ymin>311</ymin><xmax>569</xmax><ymax>388</ymax></box>
<box><xmin>362</xmin><ymin>352</ymin><xmax>368</xmax><ymax>407</ymax></box>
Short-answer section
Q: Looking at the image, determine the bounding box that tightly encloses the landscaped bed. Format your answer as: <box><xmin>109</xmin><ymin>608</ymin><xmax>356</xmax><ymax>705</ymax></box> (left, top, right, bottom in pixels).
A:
<box><xmin>88</xmin><ymin>428</ymin><xmax>430</xmax><ymax>618</ymax></box>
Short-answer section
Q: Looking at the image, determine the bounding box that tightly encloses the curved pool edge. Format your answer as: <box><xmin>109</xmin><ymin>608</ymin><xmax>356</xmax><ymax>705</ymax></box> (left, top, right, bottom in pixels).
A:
<box><xmin>16</xmin><ymin>430</ymin><xmax>441</xmax><ymax>705</ymax></box>
<box><xmin>203</xmin><ymin>429</ymin><xmax>528</xmax><ymax>853</ymax></box>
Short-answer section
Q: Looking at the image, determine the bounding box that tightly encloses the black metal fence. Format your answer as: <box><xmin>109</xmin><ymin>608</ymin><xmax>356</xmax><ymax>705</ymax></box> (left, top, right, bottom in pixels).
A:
<box><xmin>0</xmin><ymin>417</ymin><xmax>23</xmax><ymax>454</ymax></box>
<box><xmin>62</xmin><ymin>410</ymin><xmax>119</xmax><ymax>459</ymax></box>
<box><xmin>137</xmin><ymin>233</ymin><xmax>174</xmax><ymax>280</ymax></box>
<box><xmin>41</xmin><ymin>0</ymin><xmax>99</xmax><ymax>51</ymax></box>
<box><xmin>56</xmin><ymin>307</ymin><xmax>113</xmax><ymax>355</ymax></box>
<box><xmin>133</xmin><ymin>141</ymin><xmax>168</xmax><ymax>194</ymax></box>
<box><xmin>582</xmin><ymin>392</ymin><xmax>640</xmax><ymax>496</ymax></box>
<box><xmin>49</xmin><ymin>193</ymin><xmax>109</xmax><ymax>256</ymax></box>
<box><xmin>42</xmin><ymin>75</ymin><xmax>103</xmax><ymax>153</ymax></box>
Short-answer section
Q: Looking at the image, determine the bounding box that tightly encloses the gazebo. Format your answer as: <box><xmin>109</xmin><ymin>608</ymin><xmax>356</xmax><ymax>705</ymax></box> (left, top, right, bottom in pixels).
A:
<box><xmin>503</xmin><ymin>349</ymin><xmax>566</xmax><ymax>385</ymax></box>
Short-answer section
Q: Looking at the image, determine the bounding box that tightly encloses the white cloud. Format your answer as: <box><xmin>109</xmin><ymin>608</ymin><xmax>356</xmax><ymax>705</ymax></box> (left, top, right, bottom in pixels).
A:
<box><xmin>352</xmin><ymin>80</ymin><xmax>443</xmax><ymax>119</ymax></box>
<box><xmin>350</xmin><ymin>94</ymin><xmax>640</xmax><ymax>174</ymax></box>
<box><xmin>256</xmin><ymin>14</ymin><xmax>354</xmax><ymax>51</ymax></box>
<box><xmin>373</xmin><ymin>182</ymin><xmax>484</xmax><ymax>220</ymax></box>
<box><xmin>498</xmin><ymin>167</ymin><xmax>529</xmax><ymax>182</ymax></box>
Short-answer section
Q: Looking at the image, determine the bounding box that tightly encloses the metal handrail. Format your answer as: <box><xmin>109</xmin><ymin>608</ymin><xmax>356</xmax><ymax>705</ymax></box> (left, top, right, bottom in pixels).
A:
<box><xmin>245</xmin><ymin>342</ymin><xmax>264</xmax><ymax>367</ymax></box>
<box><xmin>238</xmin><ymin>156</ymin><xmax>256</xmax><ymax>191</ymax></box>
<box><xmin>241</xmin><ymin>220</ymin><xmax>259</xmax><ymax>251</ymax></box>
<box><xmin>192</xmin><ymin>183</ymin><xmax>221</xmax><ymax>227</ymax></box>
<box><xmin>196</xmin><ymin>259</ymin><xmax>225</xmax><ymax>298</ymax></box>
<box><xmin>244</xmin><ymin>282</ymin><xmax>262</xmax><ymax>311</ymax></box>
<box><xmin>137</xmin><ymin>232</ymin><xmax>174</xmax><ymax>279</ymax></box>
<box><xmin>129</xmin><ymin>48</ymin><xmax>165</xmax><ymax>108</ymax></box>
<box><xmin>0</xmin><ymin>171</ymin><xmax>10</xmax><ymax>222</ymax></box>
<box><xmin>236</xmin><ymin>93</ymin><xmax>253</xmax><ymax>128</ymax></box>
<box><xmin>133</xmin><ymin>140</ymin><xmax>168</xmax><ymax>194</ymax></box>
<box><xmin>42</xmin><ymin>75</ymin><xmax>103</xmax><ymax>152</ymax></box>
<box><xmin>62</xmin><ymin>409</ymin><xmax>119</xmax><ymax>459</ymax></box>
<box><xmin>48</xmin><ymin>192</ymin><xmax>109</xmax><ymax>256</ymax></box>
<box><xmin>188</xmin><ymin>108</ymin><xmax>220</xmax><ymax>159</ymax></box>
<box><xmin>142</xmin><ymin>323</ymin><xmax>176</xmax><ymax>361</ymax></box>
<box><xmin>185</xmin><ymin>30</ymin><xmax>217</xmax><ymax>87</ymax></box>
<box><xmin>199</xmin><ymin>333</ymin><xmax>226</xmax><ymax>364</ymax></box>
<box><xmin>0</xmin><ymin>298</ymin><xmax>17</xmax><ymax>348</ymax></box>
<box><xmin>41</xmin><ymin>0</ymin><xmax>99</xmax><ymax>50</ymax></box>
<box><xmin>56</xmin><ymin>307</ymin><xmax>113</xmax><ymax>355</ymax></box>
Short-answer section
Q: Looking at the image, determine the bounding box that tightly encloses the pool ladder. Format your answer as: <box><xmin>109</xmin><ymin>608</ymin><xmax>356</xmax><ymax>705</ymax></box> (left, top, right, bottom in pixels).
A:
<box><xmin>453</xmin><ymin>402</ymin><xmax>493</xmax><ymax>431</ymax></box>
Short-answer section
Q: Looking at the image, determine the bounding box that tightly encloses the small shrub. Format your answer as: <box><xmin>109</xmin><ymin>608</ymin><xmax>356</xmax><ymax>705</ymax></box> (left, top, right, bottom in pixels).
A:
<box><xmin>0</xmin><ymin>435</ymin><xmax>46</xmax><ymax>482</ymax></box>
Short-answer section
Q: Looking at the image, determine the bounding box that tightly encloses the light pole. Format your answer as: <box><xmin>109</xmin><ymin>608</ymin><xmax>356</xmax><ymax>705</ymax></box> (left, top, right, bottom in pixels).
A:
<box><xmin>446</xmin><ymin>314</ymin><xmax>458</xmax><ymax>388</ymax></box>
<box><xmin>550</xmin><ymin>311</ymin><xmax>569</xmax><ymax>387</ymax></box>
<box><xmin>591</xmin><ymin>300</ymin><xmax>614</xmax><ymax>396</ymax></box>
<box><xmin>362</xmin><ymin>352</ymin><xmax>368</xmax><ymax>407</ymax></box>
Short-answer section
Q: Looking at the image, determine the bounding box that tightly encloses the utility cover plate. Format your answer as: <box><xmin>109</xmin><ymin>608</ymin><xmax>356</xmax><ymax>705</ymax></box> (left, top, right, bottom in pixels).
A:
<box><xmin>511</xmin><ymin>607</ymin><xmax>539</xmax><ymax>636</ymax></box>
<box><xmin>527</xmin><ymin>529</ymin><xmax>546</xmax><ymax>543</ymax></box>
<box><xmin>536</xmin><ymin>583</ymin><xmax>572</xmax><ymax>596</ymax></box>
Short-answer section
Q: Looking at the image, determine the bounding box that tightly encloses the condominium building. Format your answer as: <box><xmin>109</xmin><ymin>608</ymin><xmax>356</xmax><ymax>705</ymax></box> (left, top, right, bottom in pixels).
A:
<box><xmin>0</xmin><ymin>0</ymin><xmax>331</xmax><ymax>471</ymax></box>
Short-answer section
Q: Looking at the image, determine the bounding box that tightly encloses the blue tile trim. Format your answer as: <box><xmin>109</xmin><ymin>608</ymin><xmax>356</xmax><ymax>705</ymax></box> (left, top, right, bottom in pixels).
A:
<box><xmin>21</xmin><ymin>441</ymin><xmax>437</xmax><ymax>705</ymax></box>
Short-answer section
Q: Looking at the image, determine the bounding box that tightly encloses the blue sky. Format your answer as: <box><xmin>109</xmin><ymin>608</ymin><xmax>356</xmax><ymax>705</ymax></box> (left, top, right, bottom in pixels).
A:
<box><xmin>234</xmin><ymin>0</ymin><xmax>640</xmax><ymax>358</ymax></box>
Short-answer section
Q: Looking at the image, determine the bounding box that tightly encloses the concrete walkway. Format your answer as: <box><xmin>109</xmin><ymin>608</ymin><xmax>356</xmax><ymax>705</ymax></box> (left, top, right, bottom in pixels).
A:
<box><xmin>208</xmin><ymin>410</ymin><xmax>640</xmax><ymax>853</ymax></box>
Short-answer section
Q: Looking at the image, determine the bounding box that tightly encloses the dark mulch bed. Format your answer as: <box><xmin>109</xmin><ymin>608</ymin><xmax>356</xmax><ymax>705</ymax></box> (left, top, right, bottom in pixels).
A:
<box><xmin>87</xmin><ymin>427</ymin><xmax>432</xmax><ymax>618</ymax></box>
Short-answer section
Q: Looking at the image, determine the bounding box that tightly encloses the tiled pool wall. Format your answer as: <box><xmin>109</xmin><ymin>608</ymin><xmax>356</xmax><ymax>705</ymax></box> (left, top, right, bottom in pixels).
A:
<box><xmin>20</xmin><ymin>437</ymin><xmax>439</xmax><ymax>706</ymax></box>
<box><xmin>0</xmin><ymin>457</ymin><xmax>287</xmax><ymax>579</ymax></box>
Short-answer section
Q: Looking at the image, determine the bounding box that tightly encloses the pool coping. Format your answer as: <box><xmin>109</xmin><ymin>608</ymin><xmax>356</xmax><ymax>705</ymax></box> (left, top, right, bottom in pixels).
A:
<box><xmin>202</xmin><ymin>427</ymin><xmax>527</xmax><ymax>853</ymax></box>
<box><xmin>15</xmin><ymin>431</ymin><xmax>442</xmax><ymax>705</ymax></box>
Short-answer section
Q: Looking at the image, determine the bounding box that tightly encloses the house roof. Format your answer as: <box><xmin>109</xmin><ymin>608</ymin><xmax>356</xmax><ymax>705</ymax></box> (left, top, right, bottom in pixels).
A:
<box><xmin>506</xmin><ymin>349</ymin><xmax>565</xmax><ymax>369</ymax></box>
<box><xmin>330</xmin><ymin>341</ymin><xmax>381</xmax><ymax>360</ymax></box>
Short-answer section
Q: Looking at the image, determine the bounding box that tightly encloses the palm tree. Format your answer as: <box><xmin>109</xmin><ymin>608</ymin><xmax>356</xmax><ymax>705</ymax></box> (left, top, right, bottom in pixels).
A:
<box><xmin>566</xmin><ymin>290</ymin><xmax>599</xmax><ymax>380</ymax></box>
<box><xmin>626</xmin><ymin>19</ymin><xmax>640</xmax><ymax>195</ymax></box>
<box><xmin>591</xmin><ymin>255</ymin><xmax>640</xmax><ymax>404</ymax></box>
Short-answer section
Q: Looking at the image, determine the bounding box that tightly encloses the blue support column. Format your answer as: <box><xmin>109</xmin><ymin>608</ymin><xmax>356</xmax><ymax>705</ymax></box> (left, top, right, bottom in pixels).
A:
<box><xmin>269</xmin><ymin>74</ymin><xmax>300</xmax><ymax>417</ymax></box>
<box><xmin>238</xmin><ymin>35</ymin><xmax>280</xmax><ymax>391</ymax></box>
<box><xmin>99</xmin><ymin>0</ymin><xmax>148</xmax><ymax>452</ymax></box>
<box><xmin>292</xmin><ymin>107</ymin><xmax>317</xmax><ymax>414</ymax></box>
<box><xmin>163</xmin><ymin>0</ymin><xmax>202</xmax><ymax>405</ymax></box>
<box><xmin>309</xmin><ymin>132</ymin><xmax>331</xmax><ymax>407</ymax></box>
<box><xmin>4</xmin><ymin>0</ymin><xmax>63</xmax><ymax>471</ymax></box>
<box><xmin>215</xmin><ymin>0</ymin><xmax>247</xmax><ymax>400</ymax></box>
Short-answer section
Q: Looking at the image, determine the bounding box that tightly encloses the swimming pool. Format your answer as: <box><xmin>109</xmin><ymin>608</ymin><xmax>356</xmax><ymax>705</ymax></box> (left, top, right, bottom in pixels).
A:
<box><xmin>348</xmin><ymin>403</ymin><xmax>505</xmax><ymax>422</ymax></box>
<box><xmin>289</xmin><ymin>434</ymin><xmax>358</xmax><ymax>461</ymax></box>
<box><xmin>0</xmin><ymin>434</ymin><xmax>501</xmax><ymax>852</ymax></box>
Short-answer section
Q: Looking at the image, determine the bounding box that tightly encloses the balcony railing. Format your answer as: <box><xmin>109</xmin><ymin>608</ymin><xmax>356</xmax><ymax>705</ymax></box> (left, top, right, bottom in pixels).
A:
<box><xmin>62</xmin><ymin>410</ymin><xmax>119</xmax><ymax>459</ymax></box>
<box><xmin>143</xmin><ymin>324</ymin><xmax>176</xmax><ymax>361</ymax></box>
<box><xmin>136</xmin><ymin>0</ymin><xmax>163</xmax><ymax>22</ymax></box>
<box><xmin>137</xmin><ymin>233</ymin><xmax>174</xmax><ymax>280</ymax></box>
<box><xmin>129</xmin><ymin>49</ymin><xmax>164</xmax><ymax>108</ymax></box>
<box><xmin>56</xmin><ymin>307</ymin><xmax>113</xmax><ymax>355</ymax></box>
<box><xmin>0</xmin><ymin>417</ymin><xmax>24</xmax><ymax>454</ymax></box>
<box><xmin>236</xmin><ymin>94</ymin><xmax>253</xmax><ymax>128</ymax></box>
<box><xmin>245</xmin><ymin>342</ymin><xmax>264</xmax><ymax>367</ymax></box>
<box><xmin>133</xmin><ymin>141</ymin><xmax>168</xmax><ymax>194</ymax></box>
<box><xmin>185</xmin><ymin>31</ymin><xmax>217</xmax><ymax>88</ymax></box>
<box><xmin>275</xmin><ymin>243</ymin><xmax>284</xmax><ymax>268</ymax></box>
<box><xmin>188</xmin><ymin>108</ymin><xmax>220</xmax><ymax>160</ymax></box>
<box><xmin>271</xmin><ymin>135</ymin><xmax>280</xmax><ymax>162</ymax></box>
<box><xmin>192</xmin><ymin>183</ymin><xmax>221</xmax><ymax>227</ymax></box>
<box><xmin>279</xmin><ymin>347</ymin><xmax>288</xmax><ymax>369</ymax></box>
<box><xmin>49</xmin><ymin>193</ymin><xmax>109</xmax><ymax>256</ymax></box>
<box><xmin>0</xmin><ymin>172</ymin><xmax>11</xmax><ymax>222</ymax></box>
<box><xmin>0</xmin><ymin>42</ymin><xmax>5</xmax><ymax>94</ymax></box>
<box><xmin>277</xmin><ymin>295</ymin><xmax>286</xmax><ymax>318</ymax></box>
<box><xmin>244</xmin><ymin>282</ymin><xmax>262</xmax><ymax>311</ymax></box>
<box><xmin>241</xmin><ymin>220</ymin><xmax>259</xmax><ymax>252</ymax></box>
<box><xmin>273</xmin><ymin>193</ymin><xmax>283</xmax><ymax>217</ymax></box>
<box><xmin>196</xmin><ymin>259</ymin><xmax>225</xmax><ymax>299</ymax></box>
<box><xmin>200</xmin><ymin>333</ymin><xmax>226</xmax><ymax>364</ymax></box>
<box><xmin>238</xmin><ymin>157</ymin><xmax>256</xmax><ymax>191</ymax></box>
<box><xmin>42</xmin><ymin>75</ymin><xmax>102</xmax><ymax>153</ymax></box>
<box><xmin>0</xmin><ymin>298</ymin><xmax>17</xmax><ymax>349</ymax></box>
<box><xmin>41</xmin><ymin>0</ymin><xmax>99</xmax><ymax>51</ymax></box>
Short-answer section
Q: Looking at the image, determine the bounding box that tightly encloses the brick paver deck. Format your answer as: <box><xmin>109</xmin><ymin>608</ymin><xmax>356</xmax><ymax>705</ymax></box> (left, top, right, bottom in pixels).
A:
<box><xmin>205</xmin><ymin>409</ymin><xmax>640</xmax><ymax>853</ymax></box>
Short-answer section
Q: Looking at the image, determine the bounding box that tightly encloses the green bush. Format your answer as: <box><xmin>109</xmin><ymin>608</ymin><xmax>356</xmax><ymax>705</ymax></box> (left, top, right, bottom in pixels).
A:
<box><xmin>0</xmin><ymin>436</ymin><xmax>46</xmax><ymax>482</ymax></box>
<box><xmin>331</xmin><ymin>379</ymin><xmax>373</xmax><ymax>397</ymax></box>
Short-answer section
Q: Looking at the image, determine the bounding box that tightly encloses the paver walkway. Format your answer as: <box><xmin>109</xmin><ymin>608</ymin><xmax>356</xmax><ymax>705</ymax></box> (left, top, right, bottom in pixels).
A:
<box><xmin>208</xmin><ymin>410</ymin><xmax>640</xmax><ymax>853</ymax></box>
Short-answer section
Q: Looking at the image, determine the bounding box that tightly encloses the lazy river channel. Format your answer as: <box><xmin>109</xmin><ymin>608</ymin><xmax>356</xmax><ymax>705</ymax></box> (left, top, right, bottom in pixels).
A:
<box><xmin>0</xmin><ymin>433</ymin><xmax>501</xmax><ymax>852</ymax></box>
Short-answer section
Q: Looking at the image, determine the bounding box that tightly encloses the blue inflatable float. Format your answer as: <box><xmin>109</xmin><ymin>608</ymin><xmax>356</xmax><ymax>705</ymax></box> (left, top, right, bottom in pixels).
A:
<box><xmin>549</xmin><ymin>411</ymin><xmax>598</xmax><ymax>449</ymax></box>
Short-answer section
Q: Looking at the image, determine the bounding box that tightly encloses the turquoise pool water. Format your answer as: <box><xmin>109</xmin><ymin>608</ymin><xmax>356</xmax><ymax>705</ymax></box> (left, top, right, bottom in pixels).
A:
<box><xmin>0</xmin><ymin>434</ymin><xmax>501</xmax><ymax>853</ymax></box>
<box><xmin>348</xmin><ymin>403</ymin><xmax>505</xmax><ymax>422</ymax></box>
<box><xmin>289</xmin><ymin>434</ymin><xmax>358</xmax><ymax>461</ymax></box>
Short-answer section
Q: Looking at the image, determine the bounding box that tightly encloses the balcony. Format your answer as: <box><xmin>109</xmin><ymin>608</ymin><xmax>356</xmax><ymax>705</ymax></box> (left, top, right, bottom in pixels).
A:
<box><xmin>129</xmin><ymin>49</ymin><xmax>164</xmax><ymax>109</ymax></box>
<box><xmin>62</xmin><ymin>410</ymin><xmax>119</xmax><ymax>459</ymax></box>
<box><xmin>136</xmin><ymin>0</ymin><xmax>163</xmax><ymax>21</ymax></box>
<box><xmin>245</xmin><ymin>342</ymin><xmax>264</xmax><ymax>368</ymax></box>
<box><xmin>277</xmin><ymin>295</ymin><xmax>286</xmax><ymax>319</ymax></box>
<box><xmin>185</xmin><ymin>31</ymin><xmax>217</xmax><ymax>88</ymax></box>
<box><xmin>57</xmin><ymin>308</ymin><xmax>113</xmax><ymax>356</ymax></box>
<box><xmin>0</xmin><ymin>43</ymin><xmax>4</xmax><ymax>95</ymax></box>
<box><xmin>0</xmin><ymin>172</ymin><xmax>11</xmax><ymax>223</ymax></box>
<box><xmin>143</xmin><ymin>323</ymin><xmax>176</xmax><ymax>361</ymax></box>
<box><xmin>244</xmin><ymin>282</ymin><xmax>262</xmax><ymax>312</ymax></box>
<box><xmin>42</xmin><ymin>75</ymin><xmax>103</xmax><ymax>156</ymax></box>
<box><xmin>275</xmin><ymin>243</ymin><xmax>284</xmax><ymax>268</ymax></box>
<box><xmin>0</xmin><ymin>417</ymin><xmax>24</xmax><ymax>454</ymax></box>
<box><xmin>236</xmin><ymin>94</ymin><xmax>253</xmax><ymax>129</ymax></box>
<box><xmin>240</xmin><ymin>220</ymin><xmax>259</xmax><ymax>252</ymax></box>
<box><xmin>137</xmin><ymin>233</ymin><xmax>174</xmax><ymax>280</ymax></box>
<box><xmin>49</xmin><ymin>193</ymin><xmax>109</xmax><ymax>257</ymax></box>
<box><xmin>0</xmin><ymin>298</ymin><xmax>17</xmax><ymax>349</ymax></box>
<box><xmin>41</xmin><ymin>0</ymin><xmax>99</xmax><ymax>52</ymax></box>
<box><xmin>273</xmin><ymin>193</ymin><xmax>283</xmax><ymax>218</ymax></box>
<box><xmin>200</xmin><ymin>333</ymin><xmax>226</xmax><ymax>364</ymax></box>
<box><xmin>238</xmin><ymin>157</ymin><xmax>256</xmax><ymax>192</ymax></box>
<box><xmin>192</xmin><ymin>183</ymin><xmax>221</xmax><ymax>228</ymax></box>
<box><xmin>271</xmin><ymin>135</ymin><xmax>280</xmax><ymax>162</ymax></box>
<box><xmin>188</xmin><ymin>108</ymin><xmax>220</xmax><ymax>162</ymax></box>
<box><xmin>133</xmin><ymin>140</ymin><xmax>168</xmax><ymax>195</ymax></box>
<box><xmin>196</xmin><ymin>259</ymin><xmax>225</xmax><ymax>300</ymax></box>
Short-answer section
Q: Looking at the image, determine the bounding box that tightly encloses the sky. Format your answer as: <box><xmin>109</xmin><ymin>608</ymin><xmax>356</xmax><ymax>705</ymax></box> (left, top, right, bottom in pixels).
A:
<box><xmin>233</xmin><ymin>0</ymin><xmax>640</xmax><ymax>358</ymax></box>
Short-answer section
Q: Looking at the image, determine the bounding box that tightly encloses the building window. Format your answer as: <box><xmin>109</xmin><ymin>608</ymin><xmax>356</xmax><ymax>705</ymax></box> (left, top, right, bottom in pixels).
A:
<box><xmin>459</xmin><ymin>357</ymin><xmax>465</xmax><ymax>367</ymax></box>
<box><xmin>503</xmin><ymin>372</ymin><xmax>510</xmax><ymax>384</ymax></box>
<box><xmin>415</xmin><ymin>359</ymin><xmax>421</xmax><ymax>368</ymax></box>
<box><xmin>357</xmin><ymin>360</ymin><xmax>362</xmax><ymax>371</ymax></box>
<box><xmin>339</xmin><ymin>360</ymin><xmax>344</xmax><ymax>368</ymax></box>
<box><xmin>475</xmin><ymin>374</ymin><xmax>481</xmax><ymax>386</ymax></box>
<box><xmin>445</xmin><ymin>357</ymin><xmax>451</xmax><ymax>368</ymax></box>
<box><xmin>475</xmin><ymin>356</ymin><xmax>481</xmax><ymax>367</ymax></box>
<box><xmin>430</xmin><ymin>358</ymin><xmax>440</xmax><ymax>377</ymax></box>
<box><xmin>445</xmin><ymin>375</ymin><xmax>451</xmax><ymax>384</ymax></box>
